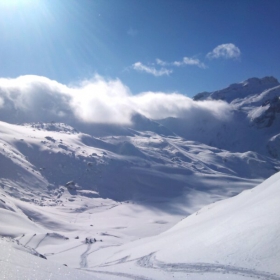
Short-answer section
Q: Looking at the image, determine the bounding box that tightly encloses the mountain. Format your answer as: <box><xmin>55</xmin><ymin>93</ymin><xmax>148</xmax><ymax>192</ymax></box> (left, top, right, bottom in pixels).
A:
<box><xmin>193</xmin><ymin>76</ymin><xmax>279</xmax><ymax>103</ymax></box>
<box><xmin>160</xmin><ymin>76</ymin><xmax>280</xmax><ymax>157</ymax></box>
<box><xmin>192</xmin><ymin>76</ymin><xmax>280</xmax><ymax>131</ymax></box>
<box><xmin>0</xmin><ymin>76</ymin><xmax>280</xmax><ymax>279</ymax></box>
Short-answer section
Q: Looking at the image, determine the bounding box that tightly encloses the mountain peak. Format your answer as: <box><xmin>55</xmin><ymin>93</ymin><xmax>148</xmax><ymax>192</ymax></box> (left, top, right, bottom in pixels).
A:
<box><xmin>194</xmin><ymin>76</ymin><xmax>279</xmax><ymax>102</ymax></box>
<box><xmin>241</xmin><ymin>76</ymin><xmax>279</xmax><ymax>87</ymax></box>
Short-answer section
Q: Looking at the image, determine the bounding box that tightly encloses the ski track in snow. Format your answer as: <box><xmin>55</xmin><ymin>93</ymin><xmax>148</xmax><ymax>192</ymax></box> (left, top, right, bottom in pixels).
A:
<box><xmin>85</xmin><ymin>269</ymin><xmax>155</xmax><ymax>280</ymax></box>
<box><xmin>24</xmin><ymin>234</ymin><xmax>35</xmax><ymax>247</ymax></box>
<box><xmin>136</xmin><ymin>253</ymin><xmax>280</xmax><ymax>280</ymax></box>
<box><xmin>96</xmin><ymin>253</ymin><xmax>280</xmax><ymax>280</ymax></box>
<box><xmin>34</xmin><ymin>234</ymin><xmax>47</xmax><ymax>249</ymax></box>
<box><xmin>44</xmin><ymin>244</ymin><xmax>84</xmax><ymax>257</ymax></box>
<box><xmin>80</xmin><ymin>243</ymin><xmax>92</xmax><ymax>268</ymax></box>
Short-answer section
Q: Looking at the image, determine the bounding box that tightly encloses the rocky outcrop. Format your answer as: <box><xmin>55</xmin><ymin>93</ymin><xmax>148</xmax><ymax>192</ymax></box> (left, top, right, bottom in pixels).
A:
<box><xmin>254</xmin><ymin>96</ymin><xmax>280</xmax><ymax>127</ymax></box>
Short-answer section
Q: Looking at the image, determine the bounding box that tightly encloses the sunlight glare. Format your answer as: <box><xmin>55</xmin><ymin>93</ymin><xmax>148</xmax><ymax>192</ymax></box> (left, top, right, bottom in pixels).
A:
<box><xmin>0</xmin><ymin>0</ymin><xmax>34</xmax><ymax>8</ymax></box>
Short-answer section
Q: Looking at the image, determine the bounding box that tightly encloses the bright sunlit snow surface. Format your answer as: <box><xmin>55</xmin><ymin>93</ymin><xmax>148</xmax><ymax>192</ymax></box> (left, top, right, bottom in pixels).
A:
<box><xmin>95</xmin><ymin>171</ymin><xmax>280</xmax><ymax>279</ymax></box>
<box><xmin>1</xmin><ymin>173</ymin><xmax>280</xmax><ymax>279</ymax></box>
<box><xmin>0</xmin><ymin>76</ymin><xmax>280</xmax><ymax>279</ymax></box>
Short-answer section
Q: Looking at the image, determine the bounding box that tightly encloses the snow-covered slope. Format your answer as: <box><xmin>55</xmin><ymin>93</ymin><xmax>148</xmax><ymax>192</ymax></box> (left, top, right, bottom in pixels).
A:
<box><xmin>193</xmin><ymin>76</ymin><xmax>279</xmax><ymax>103</ymax></box>
<box><xmin>0</xmin><ymin>76</ymin><xmax>280</xmax><ymax>279</ymax></box>
<box><xmin>0</xmin><ymin>237</ymin><xmax>99</xmax><ymax>280</ymax></box>
<box><xmin>91</xmin><ymin>171</ymin><xmax>280</xmax><ymax>279</ymax></box>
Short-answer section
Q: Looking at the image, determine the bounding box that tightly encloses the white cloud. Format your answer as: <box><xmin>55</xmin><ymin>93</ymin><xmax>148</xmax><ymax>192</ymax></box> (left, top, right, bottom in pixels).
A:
<box><xmin>0</xmin><ymin>75</ymin><xmax>232</xmax><ymax>126</ymax></box>
<box><xmin>156</xmin><ymin>59</ymin><xmax>167</xmax><ymax>66</ymax></box>
<box><xmin>132</xmin><ymin>62</ymin><xmax>172</xmax><ymax>76</ymax></box>
<box><xmin>131</xmin><ymin>91</ymin><xmax>230</xmax><ymax>120</ymax></box>
<box><xmin>174</xmin><ymin>57</ymin><xmax>206</xmax><ymax>68</ymax></box>
<box><xmin>207</xmin><ymin>43</ymin><xmax>241</xmax><ymax>59</ymax></box>
<box><xmin>173</xmin><ymin>61</ymin><xmax>182</xmax><ymax>66</ymax></box>
<box><xmin>156</xmin><ymin>57</ymin><xmax>206</xmax><ymax>69</ymax></box>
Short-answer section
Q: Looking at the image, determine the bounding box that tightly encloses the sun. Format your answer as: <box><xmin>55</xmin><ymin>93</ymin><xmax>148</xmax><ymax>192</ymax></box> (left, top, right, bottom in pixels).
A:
<box><xmin>0</xmin><ymin>0</ymin><xmax>33</xmax><ymax>7</ymax></box>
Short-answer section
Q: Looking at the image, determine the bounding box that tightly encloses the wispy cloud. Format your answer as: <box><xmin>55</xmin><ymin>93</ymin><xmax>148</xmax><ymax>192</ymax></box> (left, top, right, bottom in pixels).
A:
<box><xmin>0</xmin><ymin>75</ymin><xmax>231</xmax><ymax>125</ymax></box>
<box><xmin>133</xmin><ymin>55</ymin><xmax>206</xmax><ymax>77</ymax></box>
<box><xmin>155</xmin><ymin>59</ymin><xmax>168</xmax><ymax>66</ymax></box>
<box><xmin>132</xmin><ymin>62</ymin><xmax>172</xmax><ymax>76</ymax></box>
<box><xmin>207</xmin><ymin>43</ymin><xmax>241</xmax><ymax>59</ymax></box>
<box><xmin>173</xmin><ymin>57</ymin><xmax>206</xmax><ymax>68</ymax></box>
<box><xmin>156</xmin><ymin>57</ymin><xmax>206</xmax><ymax>69</ymax></box>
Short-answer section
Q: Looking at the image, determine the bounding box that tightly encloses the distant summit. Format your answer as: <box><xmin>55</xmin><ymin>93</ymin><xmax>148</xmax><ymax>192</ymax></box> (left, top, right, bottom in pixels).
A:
<box><xmin>244</xmin><ymin>76</ymin><xmax>279</xmax><ymax>86</ymax></box>
<box><xmin>193</xmin><ymin>76</ymin><xmax>280</xmax><ymax>103</ymax></box>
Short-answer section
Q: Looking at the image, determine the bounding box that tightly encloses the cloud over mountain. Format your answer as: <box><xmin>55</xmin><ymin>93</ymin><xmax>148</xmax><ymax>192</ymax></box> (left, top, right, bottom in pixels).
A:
<box><xmin>0</xmin><ymin>75</ymin><xmax>231</xmax><ymax>125</ymax></box>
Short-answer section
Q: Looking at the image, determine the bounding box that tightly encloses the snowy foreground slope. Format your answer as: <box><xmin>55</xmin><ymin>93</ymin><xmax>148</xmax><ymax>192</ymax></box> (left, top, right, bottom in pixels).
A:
<box><xmin>94</xmin><ymin>171</ymin><xmax>280</xmax><ymax>280</ymax></box>
<box><xmin>1</xmin><ymin>172</ymin><xmax>280</xmax><ymax>279</ymax></box>
<box><xmin>0</xmin><ymin>76</ymin><xmax>280</xmax><ymax>279</ymax></box>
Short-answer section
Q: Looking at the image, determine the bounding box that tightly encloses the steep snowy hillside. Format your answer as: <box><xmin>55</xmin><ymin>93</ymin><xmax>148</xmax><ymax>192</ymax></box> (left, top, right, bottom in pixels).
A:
<box><xmin>90</xmin><ymin>171</ymin><xmax>280</xmax><ymax>279</ymax></box>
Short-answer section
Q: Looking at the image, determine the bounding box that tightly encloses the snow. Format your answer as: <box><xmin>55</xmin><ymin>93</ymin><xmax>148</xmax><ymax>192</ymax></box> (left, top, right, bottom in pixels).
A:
<box><xmin>85</xmin><ymin>172</ymin><xmax>280</xmax><ymax>279</ymax></box>
<box><xmin>0</xmin><ymin>76</ymin><xmax>280</xmax><ymax>279</ymax></box>
<box><xmin>0</xmin><ymin>237</ymin><xmax>105</xmax><ymax>279</ymax></box>
<box><xmin>193</xmin><ymin>76</ymin><xmax>280</xmax><ymax>103</ymax></box>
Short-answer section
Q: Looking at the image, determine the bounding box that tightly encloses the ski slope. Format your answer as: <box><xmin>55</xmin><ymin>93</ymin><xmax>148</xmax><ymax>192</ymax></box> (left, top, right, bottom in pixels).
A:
<box><xmin>95</xmin><ymin>171</ymin><xmax>280</xmax><ymax>279</ymax></box>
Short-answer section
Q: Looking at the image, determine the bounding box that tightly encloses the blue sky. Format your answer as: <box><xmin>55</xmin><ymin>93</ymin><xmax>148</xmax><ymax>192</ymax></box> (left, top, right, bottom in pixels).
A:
<box><xmin>0</xmin><ymin>0</ymin><xmax>280</xmax><ymax>97</ymax></box>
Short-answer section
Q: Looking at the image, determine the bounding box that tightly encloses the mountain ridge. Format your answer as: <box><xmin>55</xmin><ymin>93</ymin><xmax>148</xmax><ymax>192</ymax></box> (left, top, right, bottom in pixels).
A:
<box><xmin>193</xmin><ymin>76</ymin><xmax>280</xmax><ymax>102</ymax></box>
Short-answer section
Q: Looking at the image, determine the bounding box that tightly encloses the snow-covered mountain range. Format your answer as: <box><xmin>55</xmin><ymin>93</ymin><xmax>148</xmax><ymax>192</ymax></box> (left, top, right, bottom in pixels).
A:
<box><xmin>0</xmin><ymin>76</ymin><xmax>279</xmax><ymax>279</ymax></box>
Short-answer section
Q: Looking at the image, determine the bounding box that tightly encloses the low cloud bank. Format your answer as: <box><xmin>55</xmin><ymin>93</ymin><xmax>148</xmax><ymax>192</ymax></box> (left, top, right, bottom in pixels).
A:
<box><xmin>0</xmin><ymin>75</ymin><xmax>231</xmax><ymax>126</ymax></box>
